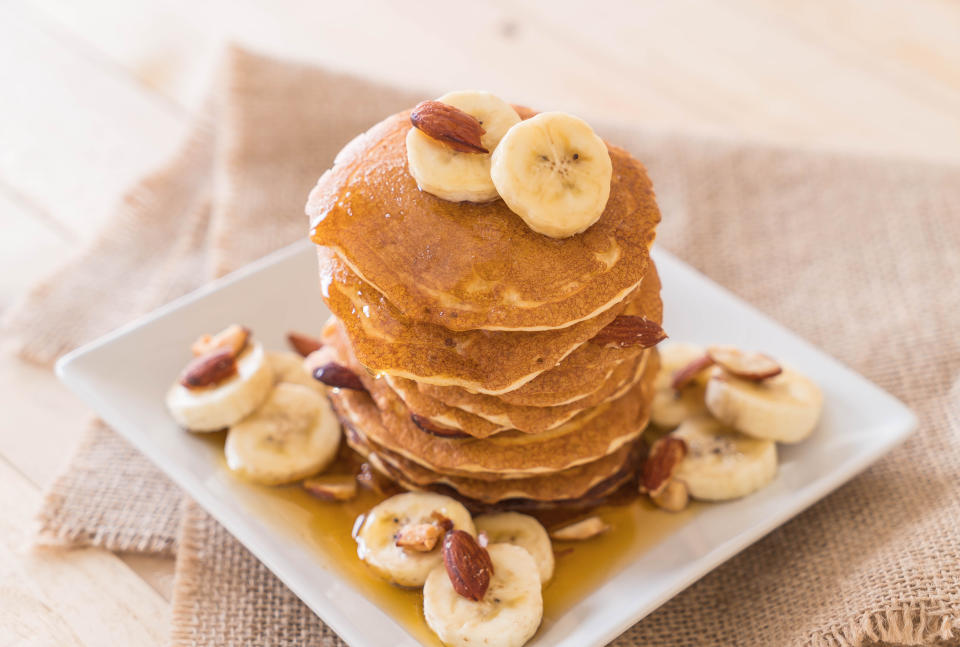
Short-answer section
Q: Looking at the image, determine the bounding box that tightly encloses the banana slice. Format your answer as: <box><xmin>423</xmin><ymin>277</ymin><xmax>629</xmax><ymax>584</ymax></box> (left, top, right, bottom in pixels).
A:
<box><xmin>705</xmin><ymin>366</ymin><xmax>823</xmax><ymax>443</ymax></box>
<box><xmin>491</xmin><ymin>112</ymin><xmax>612</xmax><ymax>238</ymax></box>
<box><xmin>224</xmin><ymin>382</ymin><xmax>340</xmax><ymax>485</ymax></box>
<box><xmin>475</xmin><ymin>512</ymin><xmax>554</xmax><ymax>584</ymax></box>
<box><xmin>355</xmin><ymin>492</ymin><xmax>475</xmax><ymax>587</ymax></box>
<box><xmin>423</xmin><ymin>543</ymin><xmax>543</xmax><ymax>647</ymax></box>
<box><xmin>671</xmin><ymin>416</ymin><xmax>777</xmax><ymax>501</ymax></box>
<box><xmin>166</xmin><ymin>341</ymin><xmax>274</xmax><ymax>432</ymax></box>
<box><xmin>406</xmin><ymin>90</ymin><xmax>521</xmax><ymax>202</ymax></box>
<box><xmin>268</xmin><ymin>350</ymin><xmax>326</xmax><ymax>394</ymax></box>
<box><xmin>650</xmin><ymin>343</ymin><xmax>711</xmax><ymax>429</ymax></box>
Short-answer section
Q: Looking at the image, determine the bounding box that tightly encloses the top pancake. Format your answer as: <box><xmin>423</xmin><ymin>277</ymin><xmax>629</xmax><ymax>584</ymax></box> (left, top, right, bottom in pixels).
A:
<box><xmin>307</xmin><ymin>108</ymin><xmax>661</xmax><ymax>331</ymax></box>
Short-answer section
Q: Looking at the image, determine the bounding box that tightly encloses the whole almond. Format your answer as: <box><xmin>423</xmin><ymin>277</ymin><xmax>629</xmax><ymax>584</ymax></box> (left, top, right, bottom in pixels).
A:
<box><xmin>312</xmin><ymin>362</ymin><xmax>366</xmax><ymax>391</ymax></box>
<box><xmin>410</xmin><ymin>100</ymin><xmax>488</xmax><ymax>154</ymax></box>
<box><xmin>179</xmin><ymin>349</ymin><xmax>237</xmax><ymax>389</ymax></box>
<box><xmin>443</xmin><ymin>530</ymin><xmax>494</xmax><ymax>601</ymax></box>
<box><xmin>191</xmin><ymin>324</ymin><xmax>249</xmax><ymax>358</ymax></box>
<box><xmin>411</xmin><ymin>414</ymin><xmax>469</xmax><ymax>438</ymax></box>
<box><xmin>639</xmin><ymin>436</ymin><xmax>688</xmax><ymax>497</ymax></box>
<box><xmin>707</xmin><ymin>346</ymin><xmax>782</xmax><ymax>381</ymax></box>
<box><xmin>287</xmin><ymin>331</ymin><xmax>323</xmax><ymax>357</ymax></box>
<box><xmin>592</xmin><ymin>316</ymin><xmax>668</xmax><ymax>349</ymax></box>
<box><xmin>670</xmin><ymin>354</ymin><xmax>715</xmax><ymax>391</ymax></box>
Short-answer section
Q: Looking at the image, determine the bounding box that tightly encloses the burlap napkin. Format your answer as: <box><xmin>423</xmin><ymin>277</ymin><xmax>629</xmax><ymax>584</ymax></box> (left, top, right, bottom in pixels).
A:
<box><xmin>6</xmin><ymin>46</ymin><xmax>959</xmax><ymax>647</ymax></box>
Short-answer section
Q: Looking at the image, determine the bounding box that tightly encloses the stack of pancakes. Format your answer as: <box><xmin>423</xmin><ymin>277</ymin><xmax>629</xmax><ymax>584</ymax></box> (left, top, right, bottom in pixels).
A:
<box><xmin>306</xmin><ymin>108</ymin><xmax>663</xmax><ymax>508</ymax></box>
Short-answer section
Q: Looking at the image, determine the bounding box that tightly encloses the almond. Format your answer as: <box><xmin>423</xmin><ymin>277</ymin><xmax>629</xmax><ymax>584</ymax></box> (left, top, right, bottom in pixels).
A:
<box><xmin>191</xmin><ymin>324</ymin><xmax>249</xmax><ymax>358</ymax></box>
<box><xmin>302</xmin><ymin>475</ymin><xmax>358</xmax><ymax>502</ymax></box>
<box><xmin>443</xmin><ymin>530</ymin><xmax>494</xmax><ymax>601</ymax></box>
<box><xmin>410</xmin><ymin>100</ymin><xmax>489</xmax><ymax>154</ymax></box>
<box><xmin>312</xmin><ymin>362</ymin><xmax>366</xmax><ymax>391</ymax></box>
<box><xmin>707</xmin><ymin>346</ymin><xmax>782</xmax><ymax>381</ymax></box>
<box><xmin>287</xmin><ymin>331</ymin><xmax>323</xmax><ymax>358</ymax></box>
<box><xmin>549</xmin><ymin>516</ymin><xmax>610</xmax><ymax>541</ymax></box>
<box><xmin>179</xmin><ymin>349</ymin><xmax>237</xmax><ymax>389</ymax></box>
<box><xmin>428</xmin><ymin>511</ymin><xmax>455</xmax><ymax>534</ymax></box>
<box><xmin>651</xmin><ymin>479</ymin><xmax>690</xmax><ymax>512</ymax></box>
<box><xmin>670</xmin><ymin>354</ymin><xmax>715</xmax><ymax>391</ymax></box>
<box><xmin>592</xmin><ymin>316</ymin><xmax>668</xmax><ymax>349</ymax></box>
<box><xmin>639</xmin><ymin>436</ymin><xmax>688</xmax><ymax>497</ymax></box>
<box><xmin>396</xmin><ymin>523</ymin><xmax>443</xmax><ymax>552</ymax></box>
<box><xmin>411</xmin><ymin>414</ymin><xmax>469</xmax><ymax>438</ymax></box>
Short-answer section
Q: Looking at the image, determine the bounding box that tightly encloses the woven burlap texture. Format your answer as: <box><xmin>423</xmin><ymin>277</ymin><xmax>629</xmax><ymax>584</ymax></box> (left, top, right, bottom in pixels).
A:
<box><xmin>6</xmin><ymin>47</ymin><xmax>960</xmax><ymax>646</ymax></box>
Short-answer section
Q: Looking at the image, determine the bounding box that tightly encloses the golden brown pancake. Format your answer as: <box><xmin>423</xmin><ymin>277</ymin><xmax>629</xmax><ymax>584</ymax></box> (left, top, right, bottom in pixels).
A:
<box><xmin>414</xmin><ymin>263</ymin><xmax>662</xmax><ymax>408</ymax></box>
<box><xmin>318</xmin><ymin>246</ymin><xmax>634</xmax><ymax>394</ymax></box>
<box><xmin>327</xmin><ymin>350</ymin><xmax>658</xmax><ymax>477</ymax></box>
<box><xmin>343</xmin><ymin>419</ymin><xmax>639</xmax><ymax>503</ymax></box>
<box><xmin>307</xmin><ymin>109</ymin><xmax>660</xmax><ymax>331</ymax></box>
<box><xmin>385</xmin><ymin>352</ymin><xmax>645</xmax><ymax>435</ymax></box>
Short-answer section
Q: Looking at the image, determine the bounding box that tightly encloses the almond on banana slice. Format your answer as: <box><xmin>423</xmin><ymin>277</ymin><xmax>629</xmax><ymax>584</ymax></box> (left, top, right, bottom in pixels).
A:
<box><xmin>312</xmin><ymin>362</ymin><xmax>366</xmax><ymax>391</ymax></box>
<box><xmin>411</xmin><ymin>100</ymin><xmax>488</xmax><ymax>154</ymax></box>
<box><xmin>592</xmin><ymin>315</ymin><xmax>668</xmax><ymax>349</ymax></box>
<box><xmin>302</xmin><ymin>475</ymin><xmax>358</xmax><ymax>502</ymax></box>
<box><xmin>179</xmin><ymin>349</ymin><xmax>237</xmax><ymax>389</ymax></box>
<box><xmin>191</xmin><ymin>323</ymin><xmax>250</xmax><ymax>358</ymax></box>
<box><xmin>397</xmin><ymin>523</ymin><xmax>444</xmax><ymax>553</ymax></box>
<box><xmin>670</xmin><ymin>354</ymin><xmax>715</xmax><ymax>391</ymax></box>
<box><xmin>707</xmin><ymin>346</ymin><xmax>782</xmax><ymax>381</ymax></box>
<box><xmin>651</xmin><ymin>479</ymin><xmax>690</xmax><ymax>512</ymax></box>
<box><xmin>550</xmin><ymin>516</ymin><xmax>610</xmax><ymax>541</ymax></box>
<box><xmin>443</xmin><ymin>530</ymin><xmax>494</xmax><ymax>601</ymax></box>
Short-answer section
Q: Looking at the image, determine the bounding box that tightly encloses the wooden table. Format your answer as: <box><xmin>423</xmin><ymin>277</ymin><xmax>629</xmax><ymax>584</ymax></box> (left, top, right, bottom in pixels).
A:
<box><xmin>3</xmin><ymin>1</ymin><xmax>959</xmax><ymax>642</ymax></box>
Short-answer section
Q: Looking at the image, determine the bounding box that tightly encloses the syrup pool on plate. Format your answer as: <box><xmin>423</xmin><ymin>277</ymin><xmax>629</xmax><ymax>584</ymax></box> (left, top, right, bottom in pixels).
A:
<box><xmin>203</xmin><ymin>433</ymin><xmax>695</xmax><ymax>646</ymax></box>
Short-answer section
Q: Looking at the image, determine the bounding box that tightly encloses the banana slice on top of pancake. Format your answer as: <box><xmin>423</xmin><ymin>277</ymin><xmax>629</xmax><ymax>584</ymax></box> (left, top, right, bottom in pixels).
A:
<box><xmin>224</xmin><ymin>382</ymin><xmax>341</xmax><ymax>485</ymax></box>
<box><xmin>354</xmin><ymin>492</ymin><xmax>475</xmax><ymax>587</ymax></box>
<box><xmin>406</xmin><ymin>90</ymin><xmax>521</xmax><ymax>203</ymax></box>
<box><xmin>424</xmin><ymin>541</ymin><xmax>543</xmax><ymax>647</ymax></box>
<box><xmin>475</xmin><ymin>512</ymin><xmax>554</xmax><ymax>584</ymax></box>
<box><xmin>491</xmin><ymin>112</ymin><xmax>612</xmax><ymax>238</ymax></box>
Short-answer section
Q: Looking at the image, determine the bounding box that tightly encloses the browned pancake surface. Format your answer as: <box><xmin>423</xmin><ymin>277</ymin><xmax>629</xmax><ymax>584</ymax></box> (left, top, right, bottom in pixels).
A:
<box><xmin>307</xmin><ymin>109</ymin><xmax>660</xmax><ymax>331</ymax></box>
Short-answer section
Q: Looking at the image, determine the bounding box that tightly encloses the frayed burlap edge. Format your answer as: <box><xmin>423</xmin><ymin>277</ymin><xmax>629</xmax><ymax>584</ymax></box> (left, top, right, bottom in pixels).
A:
<box><xmin>808</xmin><ymin>605</ymin><xmax>959</xmax><ymax>647</ymax></box>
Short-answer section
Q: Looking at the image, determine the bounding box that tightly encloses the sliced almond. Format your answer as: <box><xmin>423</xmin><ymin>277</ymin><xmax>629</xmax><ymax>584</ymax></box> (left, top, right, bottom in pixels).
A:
<box><xmin>428</xmin><ymin>511</ymin><xmax>455</xmax><ymax>534</ymax></box>
<box><xmin>707</xmin><ymin>346</ymin><xmax>782</xmax><ymax>381</ymax></box>
<box><xmin>410</xmin><ymin>100</ymin><xmax>488</xmax><ymax>154</ymax></box>
<box><xmin>179</xmin><ymin>349</ymin><xmax>237</xmax><ymax>389</ymax></box>
<box><xmin>287</xmin><ymin>331</ymin><xmax>323</xmax><ymax>358</ymax></box>
<box><xmin>312</xmin><ymin>362</ymin><xmax>366</xmax><ymax>391</ymax></box>
<box><xmin>670</xmin><ymin>354</ymin><xmax>715</xmax><ymax>391</ymax></box>
<box><xmin>302</xmin><ymin>475</ymin><xmax>358</xmax><ymax>502</ymax></box>
<box><xmin>651</xmin><ymin>479</ymin><xmax>690</xmax><ymax>512</ymax></box>
<box><xmin>549</xmin><ymin>516</ymin><xmax>610</xmax><ymax>541</ymax></box>
<box><xmin>592</xmin><ymin>316</ymin><xmax>668</xmax><ymax>349</ymax></box>
<box><xmin>396</xmin><ymin>523</ymin><xmax>443</xmax><ymax>552</ymax></box>
<box><xmin>191</xmin><ymin>324</ymin><xmax>249</xmax><ymax>358</ymax></box>
<box><xmin>411</xmin><ymin>414</ymin><xmax>469</xmax><ymax>438</ymax></box>
<box><xmin>639</xmin><ymin>436</ymin><xmax>688</xmax><ymax>497</ymax></box>
<box><xmin>442</xmin><ymin>530</ymin><xmax>494</xmax><ymax>601</ymax></box>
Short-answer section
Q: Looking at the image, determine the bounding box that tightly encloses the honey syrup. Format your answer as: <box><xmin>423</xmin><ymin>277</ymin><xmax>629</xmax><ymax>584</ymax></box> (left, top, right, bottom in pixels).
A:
<box><xmin>206</xmin><ymin>435</ymin><xmax>695</xmax><ymax>646</ymax></box>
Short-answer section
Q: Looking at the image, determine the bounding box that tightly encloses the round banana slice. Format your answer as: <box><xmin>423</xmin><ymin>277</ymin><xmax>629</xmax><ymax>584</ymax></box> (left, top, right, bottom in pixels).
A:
<box><xmin>224</xmin><ymin>382</ymin><xmax>340</xmax><ymax>485</ymax></box>
<box><xmin>267</xmin><ymin>350</ymin><xmax>326</xmax><ymax>394</ymax></box>
<box><xmin>650</xmin><ymin>343</ymin><xmax>710</xmax><ymax>429</ymax></box>
<box><xmin>355</xmin><ymin>492</ymin><xmax>475</xmax><ymax>587</ymax></box>
<box><xmin>705</xmin><ymin>366</ymin><xmax>823</xmax><ymax>443</ymax></box>
<box><xmin>423</xmin><ymin>543</ymin><xmax>543</xmax><ymax>647</ymax></box>
<box><xmin>406</xmin><ymin>90</ymin><xmax>521</xmax><ymax>203</ymax></box>
<box><xmin>671</xmin><ymin>416</ymin><xmax>777</xmax><ymax>501</ymax></box>
<box><xmin>166</xmin><ymin>341</ymin><xmax>274</xmax><ymax>432</ymax></box>
<box><xmin>475</xmin><ymin>512</ymin><xmax>554</xmax><ymax>583</ymax></box>
<box><xmin>491</xmin><ymin>112</ymin><xmax>612</xmax><ymax>238</ymax></box>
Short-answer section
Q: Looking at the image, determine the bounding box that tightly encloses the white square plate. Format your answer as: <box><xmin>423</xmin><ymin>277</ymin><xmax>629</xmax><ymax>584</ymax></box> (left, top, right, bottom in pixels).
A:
<box><xmin>57</xmin><ymin>240</ymin><xmax>915</xmax><ymax>647</ymax></box>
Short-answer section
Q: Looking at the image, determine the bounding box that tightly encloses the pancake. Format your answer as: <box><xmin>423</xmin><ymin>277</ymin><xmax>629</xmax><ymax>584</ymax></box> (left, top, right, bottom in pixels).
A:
<box><xmin>414</xmin><ymin>263</ymin><xmax>662</xmax><ymax>408</ymax></box>
<box><xmin>385</xmin><ymin>351</ymin><xmax>645</xmax><ymax>435</ymax></box>
<box><xmin>319</xmin><ymin>246</ymin><xmax>635</xmax><ymax>394</ymax></box>
<box><xmin>343</xmin><ymin>418</ymin><xmax>640</xmax><ymax>503</ymax></box>
<box><xmin>327</xmin><ymin>350</ymin><xmax>658</xmax><ymax>477</ymax></box>
<box><xmin>307</xmin><ymin>108</ymin><xmax>660</xmax><ymax>332</ymax></box>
